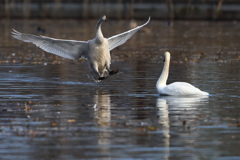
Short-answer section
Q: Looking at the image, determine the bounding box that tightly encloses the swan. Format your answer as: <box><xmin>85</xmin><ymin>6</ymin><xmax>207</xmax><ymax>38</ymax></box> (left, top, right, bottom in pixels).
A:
<box><xmin>12</xmin><ymin>15</ymin><xmax>150</xmax><ymax>81</ymax></box>
<box><xmin>156</xmin><ymin>51</ymin><xmax>209</xmax><ymax>96</ymax></box>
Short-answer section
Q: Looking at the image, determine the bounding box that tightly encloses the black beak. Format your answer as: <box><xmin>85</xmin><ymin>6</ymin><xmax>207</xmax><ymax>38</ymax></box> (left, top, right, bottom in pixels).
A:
<box><xmin>163</xmin><ymin>58</ymin><xmax>165</xmax><ymax>62</ymax></box>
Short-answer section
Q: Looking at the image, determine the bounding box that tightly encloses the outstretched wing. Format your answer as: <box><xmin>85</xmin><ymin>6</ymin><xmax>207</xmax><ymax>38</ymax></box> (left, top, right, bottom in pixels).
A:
<box><xmin>12</xmin><ymin>29</ymin><xmax>88</xmax><ymax>60</ymax></box>
<box><xmin>107</xmin><ymin>17</ymin><xmax>150</xmax><ymax>51</ymax></box>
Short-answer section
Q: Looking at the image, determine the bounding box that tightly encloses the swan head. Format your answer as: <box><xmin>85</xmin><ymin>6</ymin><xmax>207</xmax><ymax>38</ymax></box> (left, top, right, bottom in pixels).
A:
<box><xmin>101</xmin><ymin>15</ymin><xmax>107</xmax><ymax>22</ymax></box>
<box><xmin>164</xmin><ymin>51</ymin><xmax>171</xmax><ymax>62</ymax></box>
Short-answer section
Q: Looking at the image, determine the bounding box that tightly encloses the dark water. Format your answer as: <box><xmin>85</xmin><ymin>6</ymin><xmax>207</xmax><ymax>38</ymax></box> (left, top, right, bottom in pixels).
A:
<box><xmin>0</xmin><ymin>19</ymin><xmax>240</xmax><ymax>159</ymax></box>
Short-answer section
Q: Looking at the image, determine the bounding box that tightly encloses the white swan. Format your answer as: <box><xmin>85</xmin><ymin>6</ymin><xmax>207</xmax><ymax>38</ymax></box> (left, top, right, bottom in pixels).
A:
<box><xmin>156</xmin><ymin>51</ymin><xmax>209</xmax><ymax>96</ymax></box>
<box><xmin>12</xmin><ymin>15</ymin><xmax>150</xmax><ymax>81</ymax></box>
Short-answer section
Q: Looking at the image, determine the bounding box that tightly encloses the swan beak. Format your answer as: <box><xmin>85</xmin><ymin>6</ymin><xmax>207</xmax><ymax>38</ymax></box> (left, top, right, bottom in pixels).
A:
<box><xmin>163</xmin><ymin>58</ymin><xmax>165</xmax><ymax>62</ymax></box>
<box><xmin>102</xmin><ymin>15</ymin><xmax>107</xmax><ymax>22</ymax></box>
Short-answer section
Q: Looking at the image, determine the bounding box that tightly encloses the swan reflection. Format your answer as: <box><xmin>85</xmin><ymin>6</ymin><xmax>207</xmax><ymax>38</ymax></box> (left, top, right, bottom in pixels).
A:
<box><xmin>158</xmin><ymin>96</ymin><xmax>209</xmax><ymax>108</ymax></box>
<box><xmin>156</xmin><ymin>96</ymin><xmax>209</xmax><ymax>160</ymax></box>
<box><xmin>93</xmin><ymin>94</ymin><xmax>111</xmax><ymax>157</ymax></box>
<box><xmin>93</xmin><ymin>94</ymin><xmax>111</xmax><ymax>124</ymax></box>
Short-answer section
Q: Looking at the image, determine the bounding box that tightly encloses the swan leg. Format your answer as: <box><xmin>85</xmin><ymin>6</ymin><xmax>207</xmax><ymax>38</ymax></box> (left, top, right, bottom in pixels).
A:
<box><xmin>90</xmin><ymin>63</ymin><xmax>109</xmax><ymax>81</ymax></box>
<box><xmin>90</xmin><ymin>63</ymin><xmax>100</xmax><ymax>78</ymax></box>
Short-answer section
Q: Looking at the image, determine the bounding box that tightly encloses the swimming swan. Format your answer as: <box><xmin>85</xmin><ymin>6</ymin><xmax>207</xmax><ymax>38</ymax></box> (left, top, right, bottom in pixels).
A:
<box><xmin>156</xmin><ymin>51</ymin><xmax>209</xmax><ymax>96</ymax></box>
<box><xmin>12</xmin><ymin>15</ymin><xmax>150</xmax><ymax>81</ymax></box>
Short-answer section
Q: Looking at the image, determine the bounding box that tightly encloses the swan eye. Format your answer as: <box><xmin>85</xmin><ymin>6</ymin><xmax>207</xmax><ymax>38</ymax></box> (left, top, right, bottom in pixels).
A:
<box><xmin>163</xmin><ymin>58</ymin><xmax>165</xmax><ymax>62</ymax></box>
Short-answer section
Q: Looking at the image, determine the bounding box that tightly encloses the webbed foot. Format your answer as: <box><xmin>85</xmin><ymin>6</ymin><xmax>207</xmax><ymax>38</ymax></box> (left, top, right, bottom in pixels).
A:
<box><xmin>98</xmin><ymin>76</ymin><xmax>108</xmax><ymax>80</ymax></box>
<box><xmin>109</xmin><ymin>69</ymin><xmax>119</xmax><ymax>75</ymax></box>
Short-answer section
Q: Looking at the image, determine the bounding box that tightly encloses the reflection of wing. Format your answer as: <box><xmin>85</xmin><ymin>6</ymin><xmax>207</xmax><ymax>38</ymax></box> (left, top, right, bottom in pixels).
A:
<box><xmin>12</xmin><ymin>29</ymin><xmax>88</xmax><ymax>60</ymax></box>
<box><xmin>162</xmin><ymin>82</ymin><xmax>207</xmax><ymax>96</ymax></box>
<box><xmin>108</xmin><ymin>17</ymin><xmax>150</xmax><ymax>51</ymax></box>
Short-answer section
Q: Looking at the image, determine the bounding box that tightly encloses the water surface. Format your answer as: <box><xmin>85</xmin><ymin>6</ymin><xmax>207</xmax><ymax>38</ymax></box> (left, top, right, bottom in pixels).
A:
<box><xmin>0</xmin><ymin>19</ymin><xmax>240</xmax><ymax>159</ymax></box>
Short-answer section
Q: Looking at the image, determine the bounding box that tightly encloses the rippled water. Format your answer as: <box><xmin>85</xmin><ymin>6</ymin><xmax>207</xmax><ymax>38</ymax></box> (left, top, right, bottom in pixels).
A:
<box><xmin>0</xmin><ymin>19</ymin><xmax>240</xmax><ymax>159</ymax></box>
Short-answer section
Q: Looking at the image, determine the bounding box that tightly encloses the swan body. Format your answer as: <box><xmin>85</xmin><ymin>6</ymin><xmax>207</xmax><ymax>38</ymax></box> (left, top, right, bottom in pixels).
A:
<box><xmin>12</xmin><ymin>15</ymin><xmax>150</xmax><ymax>81</ymax></box>
<box><xmin>156</xmin><ymin>52</ymin><xmax>209</xmax><ymax>96</ymax></box>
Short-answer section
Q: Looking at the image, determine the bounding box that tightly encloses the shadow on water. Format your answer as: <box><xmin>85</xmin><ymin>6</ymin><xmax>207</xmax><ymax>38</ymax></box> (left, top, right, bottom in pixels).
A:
<box><xmin>0</xmin><ymin>19</ymin><xmax>240</xmax><ymax>159</ymax></box>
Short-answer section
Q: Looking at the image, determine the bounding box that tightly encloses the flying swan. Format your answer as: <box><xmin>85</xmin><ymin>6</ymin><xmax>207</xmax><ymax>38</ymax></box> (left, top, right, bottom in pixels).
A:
<box><xmin>156</xmin><ymin>51</ymin><xmax>209</xmax><ymax>96</ymax></box>
<box><xmin>12</xmin><ymin>15</ymin><xmax>150</xmax><ymax>81</ymax></box>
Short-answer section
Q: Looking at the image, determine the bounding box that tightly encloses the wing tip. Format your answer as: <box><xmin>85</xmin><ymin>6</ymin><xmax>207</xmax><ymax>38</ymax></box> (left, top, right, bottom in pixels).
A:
<box><xmin>136</xmin><ymin>16</ymin><xmax>150</xmax><ymax>28</ymax></box>
<box><xmin>11</xmin><ymin>29</ymin><xmax>22</xmax><ymax>37</ymax></box>
<box><xmin>12</xmin><ymin>29</ymin><xmax>19</xmax><ymax>34</ymax></box>
<box><xmin>148</xmin><ymin>16</ymin><xmax>151</xmax><ymax>22</ymax></box>
<box><xmin>145</xmin><ymin>16</ymin><xmax>151</xmax><ymax>25</ymax></box>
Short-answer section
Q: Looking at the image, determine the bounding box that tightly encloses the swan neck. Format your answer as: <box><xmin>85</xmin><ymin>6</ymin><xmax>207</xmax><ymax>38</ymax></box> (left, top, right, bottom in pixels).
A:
<box><xmin>96</xmin><ymin>19</ymin><xmax>104</xmax><ymax>41</ymax></box>
<box><xmin>157</xmin><ymin>58</ymin><xmax>170</xmax><ymax>88</ymax></box>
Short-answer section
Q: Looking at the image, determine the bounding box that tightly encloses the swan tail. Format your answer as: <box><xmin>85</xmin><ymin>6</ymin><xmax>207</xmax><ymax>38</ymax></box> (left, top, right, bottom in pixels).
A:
<box><xmin>201</xmin><ymin>91</ymin><xmax>209</xmax><ymax>96</ymax></box>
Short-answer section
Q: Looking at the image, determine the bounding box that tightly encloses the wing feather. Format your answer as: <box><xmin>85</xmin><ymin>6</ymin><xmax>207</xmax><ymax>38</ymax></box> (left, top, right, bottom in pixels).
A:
<box><xmin>163</xmin><ymin>82</ymin><xmax>204</xmax><ymax>96</ymax></box>
<box><xmin>107</xmin><ymin>17</ymin><xmax>150</xmax><ymax>51</ymax></box>
<box><xmin>12</xmin><ymin>29</ymin><xmax>88</xmax><ymax>60</ymax></box>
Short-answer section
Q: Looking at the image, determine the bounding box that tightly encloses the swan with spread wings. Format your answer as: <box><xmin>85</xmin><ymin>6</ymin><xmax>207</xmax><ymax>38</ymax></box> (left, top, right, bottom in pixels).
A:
<box><xmin>12</xmin><ymin>15</ymin><xmax>150</xmax><ymax>81</ymax></box>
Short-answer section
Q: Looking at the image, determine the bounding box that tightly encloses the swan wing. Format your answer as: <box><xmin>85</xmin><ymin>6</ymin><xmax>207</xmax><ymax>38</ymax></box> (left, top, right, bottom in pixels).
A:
<box><xmin>107</xmin><ymin>17</ymin><xmax>150</xmax><ymax>51</ymax></box>
<box><xmin>162</xmin><ymin>82</ymin><xmax>207</xmax><ymax>96</ymax></box>
<box><xmin>12</xmin><ymin>29</ymin><xmax>88</xmax><ymax>60</ymax></box>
